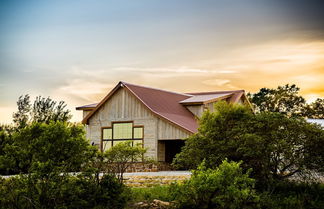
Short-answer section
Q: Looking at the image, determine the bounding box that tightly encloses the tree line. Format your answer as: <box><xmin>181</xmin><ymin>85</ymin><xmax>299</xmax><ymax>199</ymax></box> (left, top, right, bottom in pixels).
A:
<box><xmin>0</xmin><ymin>84</ymin><xmax>323</xmax><ymax>208</ymax></box>
<box><xmin>247</xmin><ymin>84</ymin><xmax>323</xmax><ymax>118</ymax></box>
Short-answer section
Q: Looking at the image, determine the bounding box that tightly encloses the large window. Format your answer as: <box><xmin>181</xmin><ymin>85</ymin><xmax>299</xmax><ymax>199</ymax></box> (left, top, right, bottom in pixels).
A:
<box><xmin>102</xmin><ymin>122</ymin><xmax>143</xmax><ymax>152</ymax></box>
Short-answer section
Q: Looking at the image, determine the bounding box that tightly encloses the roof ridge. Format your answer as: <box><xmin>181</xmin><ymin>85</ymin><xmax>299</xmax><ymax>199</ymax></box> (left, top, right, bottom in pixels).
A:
<box><xmin>121</xmin><ymin>81</ymin><xmax>192</xmax><ymax>97</ymax></box>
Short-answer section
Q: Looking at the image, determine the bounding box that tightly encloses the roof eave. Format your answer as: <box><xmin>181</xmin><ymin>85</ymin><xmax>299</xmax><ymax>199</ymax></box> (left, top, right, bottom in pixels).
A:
<box><xmin>81</xmin><ymin>81</ymin><xmax>124</xmax><ymax>124</ymax></box>
<box><xmin>180</xmin><ymin>102</ymin><xmax>204</xmax><ymax>105</ymax></box>
<box><xmin>180</xmin><ymin>93</ymin><xmax>234</xmax><ymax>106</ymax></box>
<box><xmin>76</xmin><ymin>107</ymin><xmax>96</xmax><ymax>111</ymax></box>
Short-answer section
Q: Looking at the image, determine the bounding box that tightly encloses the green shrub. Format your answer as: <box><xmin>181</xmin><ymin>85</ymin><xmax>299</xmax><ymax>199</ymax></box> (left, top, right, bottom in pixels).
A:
<box><xmin>0</xmin><ymin>173</ymin><xmax>128</xmax><ymax>209</ymax></box>
<box><xmin>0</xmin><ymin>121</ymin><xmax>97</xmax><ymax>175</ymax></box>
<box><xmin>104</xmin><ymin>141</ymin><xmax>147</xmax><ymax>182</ymax></box>
<box><xmin>171</xmin><ymin>160</ymin><xmax>259</xmax><ymax>209</ymax></box>
<box><xmin>259</xmin><ymin>181</ymin><xmax>324</xmax><ymax>209</ymax></box>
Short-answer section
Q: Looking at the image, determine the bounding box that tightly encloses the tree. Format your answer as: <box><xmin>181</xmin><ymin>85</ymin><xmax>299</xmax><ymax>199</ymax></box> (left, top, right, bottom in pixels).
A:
<box><xmin>12</xmin><ymin>95</ymin><xmax>72</xmax><ymax>129</ymax></box>
<box><xmin>173</xmin><ymin>102</ymin><xmax>253</xmax><ymax>170</ymax></box>
<box><xmin>248</xmin><ymin>84</ymin><xmax>324</xmax><ymax>119</ymax></box>
<box><xmin>1</xmin><ymin>95</ymin><xmax>90</xmax><ymax>175</ymax></box>
<box><xmin>12</xmin><ymin>95</ymin><xmax>31</xmax><ymax>129</ymax></box>
<box><xmin>104</xmin><ymin>141</ymin><xmax>146</xmax><ymax>182</ymax></box>
<box><xmin>0</xmin><ymin>122</ymin><xmax>96</xmax><ymax>175</ymax></box>
<box><xmin>244</xmin><ymin>113</ymin><xmax>324</xmax><ymax>182</ymax></box>
<box><xmin>171</xmin><ymin>160</ymin><xmax>259</xmax><ymax>209</ymax></box>
<box><xmin>247</xmin><ymin>84</ymin><xmax>306</xmax><ymax>117</ymax></box>
<box><xmin>173</xmin><ymin>102</ymin><xmax>324</xmax><ymax>185</ymax></box>
<box><xmin>305</xmin><ymin>98</ymin><xmax>324</xmax><ymax>119</ymax></box>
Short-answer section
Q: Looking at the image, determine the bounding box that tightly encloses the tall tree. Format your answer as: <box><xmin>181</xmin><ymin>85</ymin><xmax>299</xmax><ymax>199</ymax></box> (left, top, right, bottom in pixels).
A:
<box><xmin>31</xmin><ymin>96</ymin><xmax>71</xmax><ymax>124</ymax></box>
<box><xmin>247</xmin><ymin>84</ymin><xmax>307</xmax><ymax>117</ymax></box>
<box><xmin>12</xmin><ymin>95</ymin><xmax>31</xmax><ymax>129</ymax></box>
<box><xmin>12</xmin><ymin>95</ymin><xmax>72</xmax><ymax>128</ymax></box>
<box><xmin>248</xmin><ymin>84</ymin><xmax>324</xmax><ymax>118</ymax></box>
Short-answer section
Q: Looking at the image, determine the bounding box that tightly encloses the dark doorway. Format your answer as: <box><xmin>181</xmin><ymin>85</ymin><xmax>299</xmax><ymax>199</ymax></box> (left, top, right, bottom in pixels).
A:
<box><xmin>164</xmin><ymin>140</ymin><xmax>185</xmax><ymax>163</ymax></box>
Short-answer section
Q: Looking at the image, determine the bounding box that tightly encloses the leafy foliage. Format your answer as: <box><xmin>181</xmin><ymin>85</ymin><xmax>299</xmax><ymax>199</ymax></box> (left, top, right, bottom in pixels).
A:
<box><xmin>259</xmin><ymin>181</ymin><xmax>324</xmax><ymax>209</ymax></box>
<box><xmin>247</xmin><ymin>84</ymin><xmax>306</xmax><ymax>117</ymax></box>
<box><xmin>243</xmin><ymin>113</ymin><xmax>324</xmax><ymax>182</ymax></box>
<box><xmin>0</xmin><ymin>121</ymin><xmax>96</xmax><ymax>175</ymax></box>
<box><xmin>101</xmin><ymin>141</ymin><xmax>146</xmax><ymax>182</ymax></box>
<box><xmin>1</xmin><ymin>95</ymin><xmax>132</xmax><ymax>208</ymax></box>
<box><xmin>0</xmin><ymin>173</ymin><xmax>128</xmax><ymax>209</ymax></box>
<box><xmin>248</xmin><ymin>84</ymin><xmax>324</xmax><ymax>119</ymax></box>
<box><xmin>171</xmin><ymin>160</ymin><xmax>259</xmax><ymax>209</ymax></box>
<box><xmin>173</xmin><ymin>101</ymin><xmax>324</xmax><ymax>185</ymax></box>
<box><xmin>304</xmin><ymin>98</ymin><xmax>324</xmax><ymax>119</ymax></box>
<box><xmin>12</xmin><ymin>95</ymin><xmax>72</xmax><ymax>129</ymax></box>
<box><xmin>12</xmin><ymin>95</ymin><xmax>31</xmax><ymax>129</ymax></box>
<box><xmin>173</xmin><ymin>102</ymin><xmax>252</xmax><ymax>170</ymax></box>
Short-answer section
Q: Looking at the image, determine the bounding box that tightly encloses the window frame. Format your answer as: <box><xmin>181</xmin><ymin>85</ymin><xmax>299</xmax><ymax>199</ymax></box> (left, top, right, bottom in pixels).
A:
<box><xmin>101</xmin><ymin>121</ymin><xmax>144</xmax><ymax>152</ymax></box>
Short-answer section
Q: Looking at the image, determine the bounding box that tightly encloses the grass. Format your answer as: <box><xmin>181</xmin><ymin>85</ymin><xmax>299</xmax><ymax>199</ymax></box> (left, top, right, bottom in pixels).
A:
<box><xmin>128</xmin><ymin>185</ymin><xmax>173</xmax><ymax>203</ymax></box>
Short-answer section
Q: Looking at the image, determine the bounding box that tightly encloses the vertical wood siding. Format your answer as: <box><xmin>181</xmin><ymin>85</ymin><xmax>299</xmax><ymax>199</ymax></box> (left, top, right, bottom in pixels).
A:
<box><xmin>86</xmin><ymin>87</ymin><xmax>192</xmax><ymax>160</ymax></box>
<box><xmin>185</xmin><ymin>105</ymin><xmax>204</xmax><ymax>117</ymax></box>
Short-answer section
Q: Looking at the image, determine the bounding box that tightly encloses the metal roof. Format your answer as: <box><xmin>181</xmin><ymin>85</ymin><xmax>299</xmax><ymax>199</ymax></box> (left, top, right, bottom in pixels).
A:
<box><xmin>179</xmin><ymin>93</ymin><xmax>233</xmax><ymax>105</ymax></box>
<box><xmin>79</xmin><ymin>81</ymin><xmax>248</xmax><ymax>133</ymax></box>
<box><xmin>123</xmin><ymin>82</ymin><xmax>198</xmax><ymax>133</ymax></box>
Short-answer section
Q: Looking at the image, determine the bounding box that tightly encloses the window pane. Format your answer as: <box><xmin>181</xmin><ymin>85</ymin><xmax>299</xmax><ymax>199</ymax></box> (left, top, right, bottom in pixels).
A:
<box><xmin>113</xmin><ymin>123</ymin><xmax>132</xmax><ymax>139</ymax></box>
<box><xmin>113</xmin><ymin>140</ymin><xmax>133</xmax><ymax>147</ymax></box>
<box><xmin>103</xmin><ymin>128</ymin><xmax>112</xmax><ymax>139</ymax></box>
<box><xmin>102</xmin><ymin>140</ymin><xmax>112</xmax><ymax>152</ymax></box>
<box><xmin>133</xmin><ymin>127</ymin><xmax>143</xmax><ymax>139</ymax></box>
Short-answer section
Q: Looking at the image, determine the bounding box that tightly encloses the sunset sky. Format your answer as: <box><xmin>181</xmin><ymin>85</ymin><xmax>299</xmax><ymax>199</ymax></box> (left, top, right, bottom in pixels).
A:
<box><xmin>1</xmin><ymin>0</ymin><xmax>324</xmax><ymax>123</ymax></box>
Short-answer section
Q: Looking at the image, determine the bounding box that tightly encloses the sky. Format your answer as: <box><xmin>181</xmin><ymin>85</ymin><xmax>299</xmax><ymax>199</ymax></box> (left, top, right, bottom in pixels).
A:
<box><xmin>1</xmin><ymin>0</ymin><xmax>324</xmax><ymax>123</ymax></box>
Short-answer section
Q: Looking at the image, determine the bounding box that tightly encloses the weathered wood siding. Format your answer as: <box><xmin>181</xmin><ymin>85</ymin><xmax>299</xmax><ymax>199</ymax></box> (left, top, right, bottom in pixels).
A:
<box><xmin>186</xmin><ymin>105</ymin><xmax>204</xmax><ymax>118</ymax></box>
<box><xmin>86</xmin><ymin>87</ymin><xmax>191</xmax><ymax>160</ymax></box>
<box><xmin>185</xmin><ymin>102</ymin><xmax>223</xmax><ymax>118</ymax></box>
<box><xmin>157</xmin><ymin>118</ymin><xmax>190</xmax><ymax>140</ymax></box>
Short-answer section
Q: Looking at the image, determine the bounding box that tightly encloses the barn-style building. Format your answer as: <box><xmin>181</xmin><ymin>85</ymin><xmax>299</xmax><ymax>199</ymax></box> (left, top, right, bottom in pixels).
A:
<box><xmin>76</xmin><ymin>81</ymin><xmax>251</xmax><ymax>163</ymax></box>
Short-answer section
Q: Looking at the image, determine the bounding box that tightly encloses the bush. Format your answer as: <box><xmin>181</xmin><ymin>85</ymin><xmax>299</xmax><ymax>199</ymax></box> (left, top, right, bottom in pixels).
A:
<box><xmin>0</xmin><ymin>121</ymin><xmax>96</xmax><ymax>175</ymax></box>
<box><xmin>170</xmin><ymin>160</ymin><xmax>259</xmax><ymax>209</ymax></box>
<box><xmin>259</xmin><ymin>181</ymin><xmax>324</xmax><ymax>209</ymax></box>
<box><xmin>0</xmin><ymin>173</ymin><xmax>128</xmax><ymax>209</ymax></box>
<box><xmin>104</xmin><ymin>141</ymin><xmax>146</xmax><ymax>182</ymax></box>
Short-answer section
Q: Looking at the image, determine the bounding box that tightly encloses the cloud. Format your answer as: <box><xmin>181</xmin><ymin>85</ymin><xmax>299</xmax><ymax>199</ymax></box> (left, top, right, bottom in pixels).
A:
<box><xmin>217</xmin><ymin>70</ymin><xmax>237</xmax><ymax>74</ymax></box>
<box><xmin>114</xmin><ymin>66</ymin><xmax>210</xmax><ymax>74</ymax></box>
<box><xmin>202</xmin><ymin>79</ymin><xmax>230</xmax><ymax>86</ymax></box>
<box><xmin>55</xmin><ymin>40</ymin><xmax>324</xmax><ymax>104</ymax></box>
<box><xmin>3</xmin><ymin>39</ymin><xmax>323</xmax><ymax>124</ymax></box>
<box><xmin>56</xmin><ymin>79</ymin><xmax>113</xmax><ymax>102</ymax></box>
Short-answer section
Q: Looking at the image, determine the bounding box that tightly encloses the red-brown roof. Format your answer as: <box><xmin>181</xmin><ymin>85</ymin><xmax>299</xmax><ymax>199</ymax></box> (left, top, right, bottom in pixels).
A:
<box><xmin>188</xmin><ymin>90</ymin><xmax>245</xmax><ymax>103</ymax></box>
<box><xmin>79</xmin><ymin>81</ymin><xmax>248</xmax><ymax>133</ymax></box>
<box><xmin>179</xmin><ymin>93</ymin><xmax>233</xmax><ymax>105</ymax></box>
<box><xmin>123</xmin><ymin>82</ymin><xmax>198</xmax><ymax>133</ymax></box>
